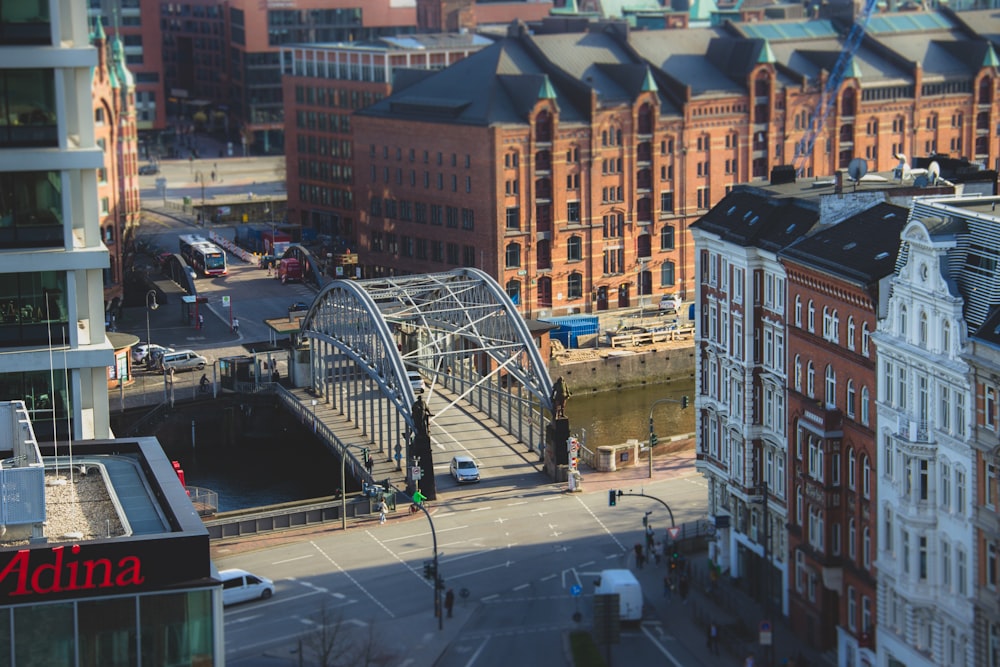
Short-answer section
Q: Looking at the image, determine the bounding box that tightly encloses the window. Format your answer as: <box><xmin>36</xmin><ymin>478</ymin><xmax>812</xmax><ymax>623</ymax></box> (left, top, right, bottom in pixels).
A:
<box><xmin>660</xmin><ymin>262</ymin><xmax>675</xmax><ymax>287</ymax></box>
<box><xmin>883</xmin><ymin>508</ymin><xmax>891</xmax><ymax>554</ymax></box>
<box><xmin>808</xmin><ymin>437</ymin><xmax>823</xmax><ymax>481</ymax></box>
<box><xmin>567</xmin><ymin>201</ymin><xmax>580</xmax><ymax>223</ymax></box>
<box><xmin>807</xmin><ymin>300</ymin><xmax>815</xmax><ymax>332</ymax></box>
<box><xmin>567</xmin><ymin>272</ymin><xmax>582</xmax><ymax>299</ymax></box>
<box><xmin>849</xmin><ymin>518</ymin><xmax>857</xmax><ymax>558</ymax></box>
<box><xmin>861</xmin><ymin>323</ymin><xmax>870</xmax><ymax>357</ymax></box>
<box><xmin>899</xmin><ymin>304</ymin><xmax>908</xmax><ymax>335</ymax></box>
<box><xmin>566</xmin><ymin>236</ymin><xmax>582</xmax><ymax>261</ymax></box>
<box><xmin>0</xmin><ymin>69</ymin><xmax>58</xmax><ymax>147</ymax></box>
<box><xmin>660</xmin><ymin>225</ymin><xmax>675</xmax><ymax>250</ymax></box>
<box><xmin>919</xmin><ymin>311</ymin><xmax>928</xmax><ymax>346</ymax></box>
<box><xmin>825</xmin><ymin>365</ymin><xmax>836</xmax><ymax>407</ymax></box>
<box><xmin>846</xmin><ymin>380</ymin><xmax>856</xmax><ymax>417</ymax></box>
<box><xmin>848</xmin><ymin>448</ymin><xmax>856</xmax><ymax>489</ymax></box>
<box><xmin>807</xmin><ymin>362</ymin><xmax>815</xmax><ymax>397</ymax></box>
<box><xmin>505</xmin><ymin>243</ymin><xmax>520</xmax><ymax>268</ymax></box>
<box><xmin>863</xmin><ymin>527</ymin><xmax>871</xmax><ymax>569</ymax></box>
<box><xmin>505</xmin><ymin>207</ymin><xmax>520</xmax><ymax>230</ymax></box>
<box><xmin>988</xmin><ymin>386</ymin><xmax>997</xmax><ymax>431</ymax></box>
<box><xmin>862</xmin><ymin>455</ymin><xmax>871</xmax><ymax>498</ymax></box>
<box><xmin>794</xmin><ymin>355</ymin><xmax>802</xmax><ymax>392</ymax></box>
<box><xmin>941</xmin><ymin>462</ymin><xmax>951</xmax><ymax>511</ymax></box>
<box><xmin>847</xmin><ymin>587</ymin><xmax>857</xmax><ymax>631</ymax></box>
<box><xmin>958</xmin><ymin>469</ymin><xmax>966</xmax><ymax>514</ymax></box>
<box><xmin>958</xmin><ymin>547</ymin><xmax>967</xmax><ymax>595</ymax></box>
<box><xmin>942</xmin><ymin>540</ymin><xmax>951</xmax><ymax>588</ymax></box>
<box><xmin>847</xmin><ymin>316</ymin><xmax>856</xmax><ymax>350</ymax></box>
<box><xmin>919</xmin><ymin>535</ymin><xmax>928</xmax><ymax>579</ymax></box>
<box><xmin>943</xmin><ymin>320</ymin><xmax>951</xmax><ymax>354</ymax></box>
<box><xmin>861</xmin><ymin>387</ymin><xmax>870</xmax><ymax>426</ymax></box>
<box><xmin>794</xmin><ymin>295</ymin><xmax>802</xmax><ymax>327</ymax></box>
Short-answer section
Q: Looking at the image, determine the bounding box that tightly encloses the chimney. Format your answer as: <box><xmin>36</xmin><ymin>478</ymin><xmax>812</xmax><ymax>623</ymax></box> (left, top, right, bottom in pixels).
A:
<box><xmin>834</xmin><ymin>169</ymin><xmax>846</xmax><ymax>194</ymax></box>
<box><xmin>770</xmin><ymin>165</ymin><xmax>796</xmax><ymax>185</ymax></box>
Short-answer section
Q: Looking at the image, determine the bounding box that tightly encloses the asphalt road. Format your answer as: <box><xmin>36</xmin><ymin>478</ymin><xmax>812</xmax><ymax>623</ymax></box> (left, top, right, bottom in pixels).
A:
<box><xmin>216</xmin><ymin>468</ymin><xmax>709</xmax><ymax>667</ymax></box>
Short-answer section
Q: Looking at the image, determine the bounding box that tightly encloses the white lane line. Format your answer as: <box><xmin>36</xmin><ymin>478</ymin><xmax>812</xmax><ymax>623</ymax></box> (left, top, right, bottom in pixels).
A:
<box><xmin>540</xmin><ymin>574</ymin><xmax>557</xmax><ymax>582</ymax></box>
<box><xmin>462</xmin><ymin>636</ymin><xmax>490</xmax><ymax>667</ymax></box>
<box><xmin>575</xmin><ymin>495</ymin><xmax>626</xmax><ymax>552</ymax></box>
<box><xmin>378</xmin><ymin>525</ymin><xmax>469</xmax><ymax>543</ymax></box>
<box><xmin>470</xmin><ymin>506</ymin><xmax>492</xmax><ymax>512</ymax></box>
<box><xmin>273</xmin><ymin>555</ymin><xmax>313</xmax><ymax>565</ymax></box>
<box><xmin>543</xmin><ymin>497</ymin><xmax>561</xmax><ymax>502</ymax></box>
<box><xmin>513</xmin><ymin>583</ymin><xmax>530</xmax><ymax>591</ymax></box>
<box><xmin>309</xmin><ymin>540</ymin><xmax>396</xmax><ymax>617</ymax></box>
<box><xmin>640</xmin><ymin>622</ymin><xmax>684</xmax><ymax>667</ymax></box>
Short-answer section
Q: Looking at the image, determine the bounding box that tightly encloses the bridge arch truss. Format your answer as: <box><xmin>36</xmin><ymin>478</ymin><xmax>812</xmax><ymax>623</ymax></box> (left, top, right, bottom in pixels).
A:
<box><xmin>300</xmin><ymin>268</ymin><xmax>554</xmax><ymax>470</ymax></box>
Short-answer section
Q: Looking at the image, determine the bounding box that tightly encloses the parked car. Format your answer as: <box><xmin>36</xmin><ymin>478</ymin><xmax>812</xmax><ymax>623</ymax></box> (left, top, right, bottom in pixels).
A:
<box><xmin>160</xmin><ymin>350</ymin><xmax>207</xmax><ymax>372</ymax></box>
<box><xmin>407</xmin><ymin>370</ymin><xmax>425</xmax><ymax>394</ymax></box>
<box><xmin>219</xmin><ymin>568</ymin><xmax>275</xmax><ymax>606</ymax></box>
<box><xmin>132</xmin><ymin>343</ymin><xmax>174</xmax><ymax>365</ymax></box>
<box><xmin>289</xmin><ymin>301</ymin><xmax>310</xmax><ymax>312</ymax></box>
<box><xmin>449</xmin><ymin>455</ymin><xmax>480</xmax><ymax>483</ymax></box>
<box><xmin>658</xmin><ymin>294</ymin><xmax>679</xmax><ymax>314</ymax></box>
<box><xmin>138</xmin><ymin>163</ymin><xmax>160</xmax><ymax>175</ymax></box>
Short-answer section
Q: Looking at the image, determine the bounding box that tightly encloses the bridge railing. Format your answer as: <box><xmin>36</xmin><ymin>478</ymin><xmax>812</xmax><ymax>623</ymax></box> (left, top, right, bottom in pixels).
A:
<box><xmin>273</xmin><ymin>385</ymin><xmax>374</xmax><ymax>487</ymax></box>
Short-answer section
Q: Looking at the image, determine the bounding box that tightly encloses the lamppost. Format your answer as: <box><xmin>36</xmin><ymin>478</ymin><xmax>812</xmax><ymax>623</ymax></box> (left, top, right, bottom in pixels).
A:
<box><xmin>647</xmin><ymin>395</ymin><xmax>690</xmax><ymax>479</ymax></box>
<box><xmin>144</xmin><ymin>290</ymin><xmax>158</xmax><ymax>366</ymax></box>
<box><xmin>194</xmin><ymin>171</ymin><xmax>206</xmax><ymax>225</ymax></box>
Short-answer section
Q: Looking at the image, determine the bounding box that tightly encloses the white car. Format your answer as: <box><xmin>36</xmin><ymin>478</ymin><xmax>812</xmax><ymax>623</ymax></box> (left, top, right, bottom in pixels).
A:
<box><xmin>407</xmin><ymin>370</ymin><xmax>425</xmax><ymax>393</ymax></box>
<box><xmin>220</xmin><ymin>568</ymin><xmax>275</xmax><ymax>606</ymax></box>
<box><xmin>450</xmin><ymin>455</ymin><xmax>480</xmax><ymax>483</ymax></box>
<box><xmin>658</xmin><ymin>295</ymin><xmax>679</xmax><ymax>314</ymax></box>
<box><xmin>132</xmin><ymin>343</ymin><xmax>173</xmax><ymax>365</ymax></box>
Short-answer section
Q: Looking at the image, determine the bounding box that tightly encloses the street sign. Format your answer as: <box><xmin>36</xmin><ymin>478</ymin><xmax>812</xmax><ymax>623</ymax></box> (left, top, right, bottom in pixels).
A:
<box><xmin>668</xmin><ymin>526</ymin><xmax>681</xmax><ymax>540</ymax></box>
<box><xmin>394</xmin><ymin>452</ymin><xmax>402</xmax><ymax>461</ymax></box>
<box><xmin>570</xmin><ymin>584</ymin><xmax>582</xmax><ymax>597</ymax></box>
<box><xmin>759</xmin><ymin>620</ymin><xmax>772</xmax><ymax>646</ymax></box>
<box><xmin>221</xmin><ymin>296</ymin><xmax>230</xmax><ymax>308</ymax></box>
<box><xmin>411</xmin><ymin>466</ymin><xmax>422</xmax><ymax>480</ymax></box>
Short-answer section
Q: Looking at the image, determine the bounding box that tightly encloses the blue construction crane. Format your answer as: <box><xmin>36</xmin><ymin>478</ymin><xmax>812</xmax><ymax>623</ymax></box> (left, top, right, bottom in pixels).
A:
<box><xmin>793</xmin><ymin>0</ymin><xmax>879</xmax><ymax>175</ymax></box>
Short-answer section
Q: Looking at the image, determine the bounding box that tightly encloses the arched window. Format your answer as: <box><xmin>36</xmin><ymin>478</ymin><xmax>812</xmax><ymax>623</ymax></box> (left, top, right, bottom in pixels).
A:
<box><xmin>794</xmin><ymin>355</ymin><xmax>802</xmax><ymax>392</ymax></box>
<box><xmin>943</xmin><ymin>320</ymin><xmax>952</xmax><ymax>354</ymax></box>
<box><xmin>849</xmin><ymin>518</ymin><xmax>857</xmax><ymax>558</ymax></box>
<box><xmin>848</xmin><ymin>448</ymin><xmax>856</xmax><ymax>489</ymax></box>
<box><xmin>566</xmin><ymin>235</ymin><xmax>582</xmax><ymax>261</ymax></box>
<box><xmin>567</xmin><ymin>272</ymin><xmax>583</xmax><ymax>299</ymax></box>
<box><xmin>807</xmin><ymin>361</ymin><xmax>816</xmax><ymax>397</ymax></box>
<box><xmin>796</xmin><ymin>485</ymin><xmax>804</xmax><ymax>524</ymax></box>
<box><xmin>505</xmin><ymin>279</ymin><xmax>521</xmax><ymax>304</ymax></box>
<box><xmin>847</xmin><ymin>379</ymin><xmax>856</xmax><ymax>417</ymax></box>
<box><xmin>505</xmin><ymin>242</ymin><xmax>521</xmax><ymax>268</ymax></box>
<box><xmin>861</xmin><ymin>323</ymin><xmax>871</xmax><ymax>357</ymax></box>
<box><xmin>807</xmin><ymin>300</ymin><xmax>815</xmax><ymax>332</ymax></box>
<box><xmin>832</xmin><ymin>310</ymin><xmax>839</xmax><ymax>341</ymax></box>
<box><xmin>861</xmin><ymin>386</ymin><xmax>870</xmax><ymax>425</ymax></box>
<box><xmin>794</xmin><ymin>295</ymin><xmax>802</xmax><ymax>327</ymax></box>
<box><xmin>825</xmin><ymin>365</ymin><xmax>836</xmax><ymax>407</ymax></box>
<box><xmin>863</xmin><ymin>526</ymin><xmax>871</xmax><ymax>569</ymax></box>
<box><xmin>899</xmin><ymin>304</ymin><xmax>907</xmax><ymax>336</ymax></box>
<box><xmin>535</xmin><ymin>110</ymin><xmax>552</xmax><ymax>142</ymax></box>
<box><xmin>919</xmin><ymin>311</ymin><xmax>928</xmax><ymax>346</ymax></box>
<box><xmin>863</xmin><ymin>455</ymin><xmax>871</xmax><ymax>498</ymax></box>
<box><xmin>847</xmin><ymin>316</ymin><xmax>856</xmax><ymax>350</ymax></box>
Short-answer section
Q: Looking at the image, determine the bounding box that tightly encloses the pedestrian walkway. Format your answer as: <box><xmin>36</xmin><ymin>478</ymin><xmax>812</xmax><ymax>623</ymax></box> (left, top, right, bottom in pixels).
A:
<box><xmin>623</xmin><ymin>547</ymin><xmax>835</xmax><ymax>667</ymax></box>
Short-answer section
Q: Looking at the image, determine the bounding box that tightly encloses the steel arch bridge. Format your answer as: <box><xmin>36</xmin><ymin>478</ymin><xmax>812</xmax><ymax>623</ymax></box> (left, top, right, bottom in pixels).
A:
<box><xmin>299</xmin><ymin>268</ymin><xmax>554</xmax><ymax>482</ymax></box>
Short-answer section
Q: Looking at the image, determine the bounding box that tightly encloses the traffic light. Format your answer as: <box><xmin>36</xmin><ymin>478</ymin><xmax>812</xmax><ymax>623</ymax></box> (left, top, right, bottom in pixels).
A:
<box><xmin>423</xmin><ymin>561</ymin><xmax>434</xmax><ymax>579</ymax></box>
<box><xmin>681</xmin><ymin>395</ymin><xmax>689</xmax><ymax>409</ymax></box>
<box><xmin>609</xmin><ymin>489</ymin><xmax>617</xmax><ymax>506</ymax></box>
<box><xmin>651</xmin><ymin>433</ymin><xmax>659</xmax><ymax>446</ymax></box>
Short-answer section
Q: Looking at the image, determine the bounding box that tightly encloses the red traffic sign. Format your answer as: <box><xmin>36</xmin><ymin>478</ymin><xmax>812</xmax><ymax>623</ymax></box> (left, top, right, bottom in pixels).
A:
<box><xmin>667</xmin><ymin>526</ymin><xmax>681</xmax><ymax>540</ymax></box>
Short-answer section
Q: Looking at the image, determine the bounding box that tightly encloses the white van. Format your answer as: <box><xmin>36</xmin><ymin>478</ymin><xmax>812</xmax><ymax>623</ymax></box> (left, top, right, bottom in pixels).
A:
<box><xmin>219</xmin><ymin>568</ymin><xmax>275</xmax><ymax>606</ymax></box>
<box><xmin>160</xmin><ymin>349</ymin><xmax>207</xmax><ymax>372</ymax></box>
<box><xmin>593</xmin><ymin>568</ymin><xmax>643</xmax><ymax>621</ymax></box>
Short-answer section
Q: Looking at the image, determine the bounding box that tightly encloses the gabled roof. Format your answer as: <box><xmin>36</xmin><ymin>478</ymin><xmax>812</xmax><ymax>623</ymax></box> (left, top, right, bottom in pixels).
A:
<box><xmin>779</xmin><ymin>202</ymin><xmax>908</xmax><ymax>284</ymax></box>
<box><xmin>692</xmin><ymin>190</ymin><xmax>820</xmax><ymax>252</ymax></box>
<box><xmin>971</xmin><ymin>306</ymin><xmax>1000</xmax><ymax>348</ymax></box>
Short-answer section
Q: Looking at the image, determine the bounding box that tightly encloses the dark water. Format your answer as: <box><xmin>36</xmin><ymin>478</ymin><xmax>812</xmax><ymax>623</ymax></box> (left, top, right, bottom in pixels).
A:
<box><xmin>158</xmin><ymin>380</ymin><xmax>695</xmax><ymax>511</ymax></box>
<box><xmin>564</xmin><ymin>379</ymin><xmax>697</xmax><ymax>449</ymax></box>
<box><xmin>159</xmin><ymin>409</ymin><xmax>355</xmax><ymax>512</ymax></box>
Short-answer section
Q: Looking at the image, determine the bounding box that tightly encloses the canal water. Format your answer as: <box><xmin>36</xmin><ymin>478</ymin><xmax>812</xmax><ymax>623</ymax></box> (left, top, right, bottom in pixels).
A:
<box><xmin>162</xmin><ymin>379</ymin><xmax>696</xmax><ymax>512</ymax></box>
<box><xmin>565</xmin><ymin>378</ymin><xmax>697</xmax><ymax>449</ymax></box>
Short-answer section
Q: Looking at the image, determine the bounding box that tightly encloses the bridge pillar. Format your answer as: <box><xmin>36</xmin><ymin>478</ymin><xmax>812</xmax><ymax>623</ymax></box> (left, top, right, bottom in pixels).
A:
<box><xmin>409</xmin><ymin>433</ymin><xmax>437</xmax><ymax>501</ymax></box>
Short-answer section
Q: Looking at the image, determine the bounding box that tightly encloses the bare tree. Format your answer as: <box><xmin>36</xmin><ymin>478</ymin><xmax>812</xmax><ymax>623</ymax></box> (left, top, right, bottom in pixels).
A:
<box><xmin>299</xmin><ymin>604</ymin><xmax>397</xmax><ymax>667</ymax></box>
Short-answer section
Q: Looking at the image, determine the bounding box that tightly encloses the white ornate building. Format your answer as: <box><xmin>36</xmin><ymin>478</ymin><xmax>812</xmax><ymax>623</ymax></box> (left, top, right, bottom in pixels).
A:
<box><xmin>873</xmin><ymin>195</ymin><xmax>996</xmax><ymax>667</ymax></box>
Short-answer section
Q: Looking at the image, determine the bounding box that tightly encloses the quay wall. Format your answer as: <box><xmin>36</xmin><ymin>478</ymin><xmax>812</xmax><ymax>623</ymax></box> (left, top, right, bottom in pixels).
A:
<box><xmin>550</xmin><ymin>343</ymin><xmax>696</xmax><ymax>393</ymax></box>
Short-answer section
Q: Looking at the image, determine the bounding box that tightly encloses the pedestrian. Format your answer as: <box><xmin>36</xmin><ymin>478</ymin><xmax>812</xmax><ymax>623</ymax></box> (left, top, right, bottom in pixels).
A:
<box><xmin>663</xmin><ymin>572</ymin><xmax>673</xmax><ymax>600</ymax></box>
<box><xmin>377</xmin><ymin>498</ymin><xmax>388</xmax><ymax>524</ymax></box>
<box><xmin>232</xmin><ymin>318</ymin><xmax>239</xmax><ymax>334</ymax></box>
<box><xmin>653</xmin><ymin>540</ymin><xmax>662</xmax><ymax>565</ymax></box>
<box><xmin>678</xmin><ymin>573</ymin><xmax>689</xmax><ymax>603</ymax></box>
<box><xmin>634</xmin><ymin>543</ymin><xmax>645</xmax><ymax>570</ymax></box>
<box><xmin>199</xmin><ymin>374</ymin><xmax>209</xmax><ymax>394</ymax></box>
<box><xmin>744</xmin><ymin>653</ymin><xmax>756</xmax><ymax>667</ymax></box>
<box><xmin>645</xmin><ymin>524</ymin><xmax>655</xmax><ymax>556</ymax></box>
<box><xmin>444</xmin><ymin>588</ymin><xmax>455</xmax><ymax>618</ymax></box>
<box><xmin>365</xmin><ymin>454</ymin><xmax>374</xmax><ymax>477</ymax></box>
<box><xmin>197</xmin><ymin>313</ymin><xmax>204</xmax><ymax>330</ymax></box>
<box><xmin>706</xmin><ymin>621</ymin><xmax>719</xmax><ymax>655</ymax></box>
<box><xmin>272</xmin><ymin>368</ymin><xmax>280</xmax><ymax>383</ymax></box>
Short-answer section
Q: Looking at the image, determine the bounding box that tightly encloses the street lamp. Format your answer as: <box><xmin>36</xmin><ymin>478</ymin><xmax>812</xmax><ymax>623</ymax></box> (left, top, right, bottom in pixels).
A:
<box><xmin>647</xmin><ymin>395</ymin><xmax>690</xmax><ymax>479</ymax></box>
<box><xmin>194</xmin><ymin>171</ymin><xmax>206</xmax><ymax>225</ymax></box>
<box><xmin>144</xmin><ymin>290</ymin><xmax>158</xmax><ymax>367</ymax></box>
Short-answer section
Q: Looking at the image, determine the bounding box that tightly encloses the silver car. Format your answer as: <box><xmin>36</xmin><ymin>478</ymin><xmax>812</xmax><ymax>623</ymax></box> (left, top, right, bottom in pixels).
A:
<box><xmin>449</xmin><ymin>455</ymin><xmax>480</xmax><ymax>483</ymax></box>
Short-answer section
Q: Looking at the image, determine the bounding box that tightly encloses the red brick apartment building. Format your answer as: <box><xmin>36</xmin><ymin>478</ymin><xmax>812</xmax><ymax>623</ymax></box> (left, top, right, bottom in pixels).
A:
<box><xmin>779</xmin><ymin>202</ymin><xmax>907</xmax><ymax>660</ymax></box>
<box><xmin>91</xmin><ymin>21</ymin><xmax>140</xmax><ymax>312</ymax></box>
<box><xmin>340</xmin><ymin>10</ymin><xmax>1000</xmax><ymax>317</ymax></box>
<box><xmin>282</xmin><ymin>33</ymin><xmax>494</xmax><ymax>240</ymax></box>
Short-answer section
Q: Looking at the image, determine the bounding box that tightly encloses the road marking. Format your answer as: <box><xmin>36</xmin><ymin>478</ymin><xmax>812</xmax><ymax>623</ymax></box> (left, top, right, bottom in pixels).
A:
<box><xmin>481</xmin><ymin>594</ymin><xmax>499</xmax><ymax>602</ymax></box>
<box><xmin>470</xmin><ymin>506</ymin><xmax>492</xmax><ymax>512</ymax></box>
<box><xmin>462</xmin><ymin>636</ymin><xmax>490</xmax><ymax>667</ymax></box>
<box><xmin>273</xmin><ymin>554</ymin><xmax>313</xmax><ymax>565</ymax></box>
<box><xmin>574</xmin><ymin>495</ymin><xmax>626</xmax><ymax>551</ymax></box>
<box><xmin>448</xmin><ymin>560</ymin><xmax>515</xmax><ymax>579</ymax></box>
<box><xmin>641</xmin><ymin>622</ymin><xmax>684</xmax><ymax>666</ymax></box>
<box><xmin>578</xmin><ymin>560</ymin><xmax>595</xmax><ymax>568</ymax></box>
<box><xmin>378</xmin><ymin>525</ymin><xmax>469</xmax><ymax>543</ymax></box>
<box><xmin>506</xmin><ymin>501</ymin><xmax>528</xmax><ymax>506</ymax></box>
<box><xmin>513</xmin><ymin>583</ymin><xmax>529</xmax><ymax>591</ymax></box>
<box><xmin>309</xmin><ymin>540</ymin><xmax>396</xmax><ymax>617</ymax></box>
<box><xmin>540</xmin><ymin>574</ymin><xmax>557</xmax><ymax>582</ymax></box>
<box><xmin>543</xmin><ymin>497</ymin><xmax>560</xmax><ymax>502</ymax></box>
<box><xmin>494</xmin><ymin>517</ymin><xmax>507</xmax><ymax>524</ymax></box>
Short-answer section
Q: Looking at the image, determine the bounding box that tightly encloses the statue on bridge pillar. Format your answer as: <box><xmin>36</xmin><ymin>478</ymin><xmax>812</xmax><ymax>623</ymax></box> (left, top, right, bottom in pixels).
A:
<box><xmin>551</xmin><ymin>376</ymin><xmax>571</xmax><ymax>419</ymax></box>
<box><xmin>412</xmin><ymin>395</ymin><xmax>432</xmax><ymax>437</ymax></box>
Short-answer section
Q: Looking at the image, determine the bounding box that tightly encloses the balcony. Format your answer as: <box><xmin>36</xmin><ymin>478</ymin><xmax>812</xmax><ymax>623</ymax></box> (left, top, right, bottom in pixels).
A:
<box><xmin>896</xmin><ymin>415</ymin><xmax>929</xmax><ymax>443</ymax></box>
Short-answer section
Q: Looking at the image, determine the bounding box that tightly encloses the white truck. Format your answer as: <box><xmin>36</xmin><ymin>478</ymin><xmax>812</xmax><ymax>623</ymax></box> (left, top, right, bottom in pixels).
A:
<box><xmin>593</xmin><ymin>568</ymin><xmax>643</xmax><ymax>621</ymax></box>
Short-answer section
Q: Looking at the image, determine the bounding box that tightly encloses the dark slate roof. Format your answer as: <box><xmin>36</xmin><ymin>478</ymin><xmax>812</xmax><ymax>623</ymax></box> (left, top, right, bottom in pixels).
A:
<box><xmin>360</xmin><ymin>40</ymin><xmax>588</xmax><ymax>126</ymax></box>
<box><xmin>692</xmin><ymin>190</ymin><xmax>821</xmax><ymax>252</ymax></box>
<box><xmin>778</xmin><ymin>202</ymin><xmax>908</xmax><ymax>284</ymax></box>
<box><xmin>971</xmin><ymin>306</ymin><xmax>1000</xmax><ymax>348</ymax></box>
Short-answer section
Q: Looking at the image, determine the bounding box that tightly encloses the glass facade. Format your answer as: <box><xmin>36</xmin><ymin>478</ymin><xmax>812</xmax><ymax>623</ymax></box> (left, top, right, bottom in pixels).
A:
<box><xmin>0</xmin><ymin>271</ymin><xmax>68</xmax><ymax>346</ymax></box>
<box><xmin>0</xmin><ymin>69</ymin><xmax>57</xmax><ymax>147</ymax></box>
<box><xmin>0</xmin><ymin>1</ymin><xmax>50</xmax><ymax>45</ymax></box>
<box><xmin>0</xmin><ymin>171</ymin><xmax>64</xmax><ymax>248</ymax></box>
<box><xmin>0</xmin><ymin>589</ymin><xmax>216</xmax><ymax>666</ymax></box>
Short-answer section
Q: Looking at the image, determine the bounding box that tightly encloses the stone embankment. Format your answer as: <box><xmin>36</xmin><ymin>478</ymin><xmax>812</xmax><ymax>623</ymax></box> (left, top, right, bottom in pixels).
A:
<box><xmin>549</xmin><ymin>334</ymin><xmax>696</xmax><ymax>393</ymax></box>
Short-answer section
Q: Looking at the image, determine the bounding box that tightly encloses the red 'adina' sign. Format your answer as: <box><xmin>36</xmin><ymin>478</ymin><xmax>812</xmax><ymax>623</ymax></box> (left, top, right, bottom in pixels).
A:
<box><xmin>0</xmin><ymin>544</ymin><xmax>144</xmax><ymax>597</ymax></box>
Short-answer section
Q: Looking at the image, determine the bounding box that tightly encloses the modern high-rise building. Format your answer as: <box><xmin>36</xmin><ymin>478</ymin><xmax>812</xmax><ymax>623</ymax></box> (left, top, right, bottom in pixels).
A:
<box><xmin>0</xmin><ymin>0</ymin><xmax>114</xmax><ymax>441</ymax></box>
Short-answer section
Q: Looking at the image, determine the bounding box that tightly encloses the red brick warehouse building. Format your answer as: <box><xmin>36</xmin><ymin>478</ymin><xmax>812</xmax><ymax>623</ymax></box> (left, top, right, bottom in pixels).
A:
<box><xmin>345</xmin><ymin>9</ymin><xmax>1000</xmax><ymax>317</ymax></box>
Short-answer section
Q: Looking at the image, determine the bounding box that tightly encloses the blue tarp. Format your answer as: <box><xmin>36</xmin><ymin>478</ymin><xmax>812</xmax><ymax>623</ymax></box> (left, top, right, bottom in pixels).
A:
<box><xmin>541</xmin><ymin>316</ymin><xmax>599</xmax><ymax>349</ymax></box>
